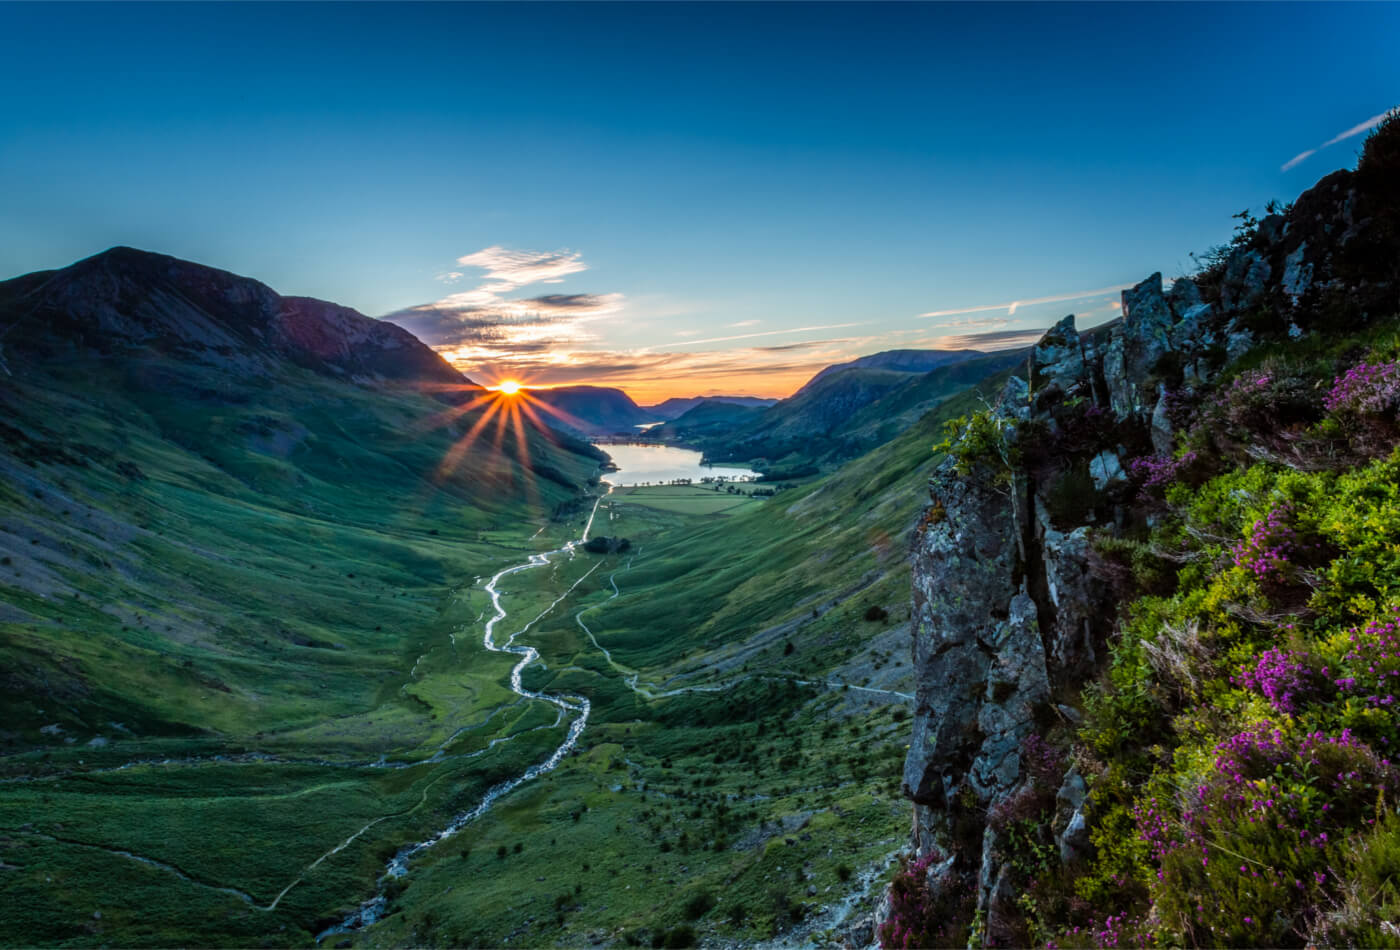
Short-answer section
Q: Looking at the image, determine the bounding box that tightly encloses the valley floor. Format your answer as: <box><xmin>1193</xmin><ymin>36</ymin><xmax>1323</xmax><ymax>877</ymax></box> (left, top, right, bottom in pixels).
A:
<box><xmin>0</xmin><ymin>446</ymin><xmax>927</xmax><ymax>946</ymax></box>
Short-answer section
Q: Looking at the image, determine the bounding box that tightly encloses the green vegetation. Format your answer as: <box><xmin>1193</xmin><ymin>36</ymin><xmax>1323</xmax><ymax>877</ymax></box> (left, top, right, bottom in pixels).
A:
<box><xmin>610</xmin><ymin>484</ymin><xmax>764</xmax><ymax>516</ymax></box>
<box><xmin>0</xmin><ymin>339</ymin><xmax>1010</xmax><ymax>945</ymax></box>
<box><xmin>1015</xmin><ymin>319</ymin><xmax>1400</xmax><ymax>946</ymax></box>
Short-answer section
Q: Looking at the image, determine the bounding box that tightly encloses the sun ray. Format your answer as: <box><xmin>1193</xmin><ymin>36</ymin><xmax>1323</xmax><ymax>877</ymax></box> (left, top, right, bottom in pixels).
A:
<box><xmin>515</xmin><ymin>390</ymin><xmax>594</xmax><ymax>434</ymax></box>
<box><xmin>435</xmin><ymin>397</ymin><xmax>507</xmax><ymax>482</ymax></box>
<box><xmin>413</xmin><ymin>391</ymin><xmax>500</xmax><ymax>435</ymax></box>
<box><xmin>506</xmin><ymin>398</ymin><xmax>544</xmax><ymax>514</ymax></box>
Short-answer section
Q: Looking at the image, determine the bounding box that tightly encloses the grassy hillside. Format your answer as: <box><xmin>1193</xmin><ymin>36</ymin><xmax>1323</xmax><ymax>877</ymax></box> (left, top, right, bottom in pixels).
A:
<box><xmin>0</xmin><ymin>323</ymin><xmax>1009</xmax><ymax>947</ymax></box>
<box><xmin>358</xmin><ymin>369</ymin><xmax>1017</xmax><ymax>948</ymax></box>
<box><xmin>692</xmin><ymin>351</ymin><xmax>1025</xmax><ymax>469</ymax></box>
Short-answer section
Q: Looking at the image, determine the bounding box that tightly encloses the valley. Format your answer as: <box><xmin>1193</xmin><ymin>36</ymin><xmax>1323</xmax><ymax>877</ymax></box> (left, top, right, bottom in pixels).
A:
<box><xmin>0</xmin><ymin>416</ymin><xmax>932</xmax><ymax>947</ymax></box>
<box><xmin>0</xmin><ymin>251</ymin><xmax>1007</xmax><ymax>945</ymax></box>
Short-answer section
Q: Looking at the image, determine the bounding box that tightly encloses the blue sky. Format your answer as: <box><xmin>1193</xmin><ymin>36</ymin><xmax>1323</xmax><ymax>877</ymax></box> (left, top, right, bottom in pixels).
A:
<box><xmin>2</xmin><ymin>2</ymin><xmax>1397</xmax><ymax>399</ymax></box>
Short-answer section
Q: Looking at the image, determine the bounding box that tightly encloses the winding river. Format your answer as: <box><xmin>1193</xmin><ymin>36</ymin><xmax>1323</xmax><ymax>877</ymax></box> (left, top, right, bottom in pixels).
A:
<box><xmin>6</xmin><ymin>483</ymin><xmax>913</xmax><ymax>940</ymax></box>
<box><xmin>317</xmin><ymin>492</ymin><xmax>609</xmax><ymax>940</ymax></box>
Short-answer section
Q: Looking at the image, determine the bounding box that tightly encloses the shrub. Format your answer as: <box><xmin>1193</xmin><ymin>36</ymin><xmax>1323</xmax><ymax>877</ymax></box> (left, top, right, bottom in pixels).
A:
<box><xmin>1323</xmin><ymin>359</ymin><xmax>1400</xmax><ymax>416</ymax></box>
<box><xmin>1231</xmin><ymin>501</ymin><xmax>1302</xmax><ymax>585</ymax></box>
<box><xmin>934</xmin><ymin>409</ymin><xmax>1017</xmax><ymax>484</ymax></box>
<box><xmin>1358</xmin><ymin>107</ymin><xmax>1400</xmax><ymax>177</ymax></box>
<box><xmin>1137</xmin><ymin>723</ymin><xmax>1397</xmax><ymax>945</ymax></box>
<box><xmin>1235</xmin><ymin>646</ymin><xmax>1324</xmax><ymax>714</ymax></box>
<box><xmin>877</xmin><ymin>850</ymin><xmax>972</xmax><ymax>949</ymax></box>
<box><xmin>1128</xmin><ymin>451</ymin><xmax>1198</xmax><ymax>498</ymax></box>
<box><xmin>682</xmin><ymin>891</ymin><xmax>715</xmax><ymax>921</ymax></box>
<box><xmin>1215</xmin><ymin>368</ymin><xmax>1322</xmax><ymax>436</ymax></box>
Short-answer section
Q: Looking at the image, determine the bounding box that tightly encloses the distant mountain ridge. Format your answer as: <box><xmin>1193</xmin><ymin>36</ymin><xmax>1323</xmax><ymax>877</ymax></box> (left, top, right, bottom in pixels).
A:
<box><xmin>685</xmin><ymin>348</ymin><xmax>1018</xmax><ymax>465</ymax></box>
<box><xmin>799</xmin><ymin>348</ymin><xmax>982</xmax><ymax>391</ymax></box>
<box><xmin>0</xmin><ymin>246</ymin><xmax>471</xmax><ymax>388</ymax></box>
<box><xmin>526</xmin><ymin>385</ymin><xmax>656</xmax><ymax>435</ymax></box>
<box><xmin>641</xmin><ymin>395</ymin><xmax>778</xmax><ymax>420</ymax></box>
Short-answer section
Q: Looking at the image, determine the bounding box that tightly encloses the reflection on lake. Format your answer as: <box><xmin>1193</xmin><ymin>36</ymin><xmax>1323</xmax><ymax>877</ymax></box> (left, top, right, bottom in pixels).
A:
<box><xmin>593</xmin><ymin>442</ymin><xmax>754</xmax><ymax>487</ymax></box>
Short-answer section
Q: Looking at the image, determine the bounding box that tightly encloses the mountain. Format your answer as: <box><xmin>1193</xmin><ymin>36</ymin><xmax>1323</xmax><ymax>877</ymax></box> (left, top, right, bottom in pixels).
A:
<box><xmin>644</xmin><ymin>399</ymin><xmax>768</xmax><ymax>443</ymax></box>
<box><xmin>0</xmin><ymin>248</ymin><xmax>602</xmax><ymax>747</ymax></box>
<box><xmin>800</xmin><ymin>348</ymin><xmax>981</xmax><ymax>389</ymax></box>
<box><xmin>640</xmin><ymin>395</ymin><xmax>777</xmax><ymax>420</ymax></box>
<box><xmin>689</xmin><ymin>348</ymin><xmax>1013</xmax><ymax>466</ymax></box>
<box><xmin>525</xmin><ymin>384</ymin><xmax>658</xmax><ymax>435</ymax></box>
<box><xmin>881</xmin><ymin>115</ymin><xmax>1400</xmax><ymax>947</ymax></box>
<box><xmin>0</xmin><ymin>246</ymin><xmax>471</xmax><ymax>388</ymax></box>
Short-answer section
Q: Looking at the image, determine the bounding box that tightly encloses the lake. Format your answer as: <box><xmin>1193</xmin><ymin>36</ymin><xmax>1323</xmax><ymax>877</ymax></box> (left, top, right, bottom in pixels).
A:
<box><xmin>593</xmin><ymin>442</ymin><xmax>755</xmax><ymax>487</ymax></box>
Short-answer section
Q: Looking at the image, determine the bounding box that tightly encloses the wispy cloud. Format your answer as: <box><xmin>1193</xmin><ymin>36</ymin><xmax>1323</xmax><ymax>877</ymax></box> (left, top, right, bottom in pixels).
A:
<box><xmin>644</xmin><ymin>322</ymin><xmax>865</xmax><ymax>350</ymax></box>
<box><xmin>920</xmin><ymin>283</ymin><xmax>1131</xmax><ymax>321</ymax></box>
<box><xmin>453</xmin><ymin>246</ymin><xmax>587</xmax><ymax>291</ymax></box>
<box><xmin>1282</xmin><ymin>108</ymin><xmax>1394</xmax><ymax>171</ymax></box>
<box><xmin>933</xmin><ymin>328</ymin><xmax>1046</xmax><ymax>351</ymax></box>
<box><xmin>384</xmin><ymin>245</ymin><xmax>622</xmax><ymax>358</ymax></box>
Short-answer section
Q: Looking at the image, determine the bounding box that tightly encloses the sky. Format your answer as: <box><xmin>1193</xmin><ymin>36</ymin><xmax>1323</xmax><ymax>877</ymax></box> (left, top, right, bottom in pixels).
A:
<box><xmin>1</xmin><ymin>2</ymin><xmax>1397</xmax><ymax>403</ymax></box>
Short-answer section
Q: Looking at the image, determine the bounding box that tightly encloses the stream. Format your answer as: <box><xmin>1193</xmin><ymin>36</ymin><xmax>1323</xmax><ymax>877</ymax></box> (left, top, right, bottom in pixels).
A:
<box><xmin>7</xmin><ymin>484</ymin><xmax>911</xmax><ymax>939</ymax></box>
<box><xmin>317</xmin><ymin>492</ymin><xmax>609</xmax><ymax>940</ymax></box>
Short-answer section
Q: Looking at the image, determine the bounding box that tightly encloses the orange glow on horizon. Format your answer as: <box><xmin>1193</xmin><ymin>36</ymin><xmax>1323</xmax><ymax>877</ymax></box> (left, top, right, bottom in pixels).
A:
<box><xmin>496</xmin><ymin>379</ymin><xmax>522</xmax><ymax>395</ymax></box>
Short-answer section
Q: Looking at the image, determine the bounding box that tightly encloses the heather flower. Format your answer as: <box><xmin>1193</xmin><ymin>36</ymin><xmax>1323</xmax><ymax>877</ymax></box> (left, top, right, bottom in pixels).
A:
<box><xmin>1236</xmin><ymin>647</ymin><xmax>1320</xmax><ymax>714</ymax></box>
<box><xmin>1137</xmin><ymin>721</ymin><xmax>1397</xmax><ymax>944</ymax></box>
<box><xmin>1232</xmin><ymin>502</ymin><xmax>1300</xmax><ymax>585</ymax></box>
<box><xmin>1129</xmin><ymin>451</ymin><xmax>1197</xmax><ymax>497</ymax></box>
<box><xmin>1323</xmin><ymin>360</ymin><xmax>1400</xmax><ymax>416</ymax></box>
<box><xmin>877</xmin><ymin>850</ymin><xmax>972</xmax><ymax>948</ymax></box>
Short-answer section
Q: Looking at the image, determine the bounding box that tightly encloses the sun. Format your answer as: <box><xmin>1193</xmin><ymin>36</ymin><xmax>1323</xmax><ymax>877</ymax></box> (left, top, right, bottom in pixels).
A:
<box><xmin>497</xmin><ymin>380</ymin><xmax>521</xmax><ymax>395</ymax></box>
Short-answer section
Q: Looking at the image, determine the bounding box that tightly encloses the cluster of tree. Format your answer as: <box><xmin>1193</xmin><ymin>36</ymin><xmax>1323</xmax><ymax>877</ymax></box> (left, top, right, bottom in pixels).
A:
<box><xmin>583</xmin><ymin>535</ymin><xmax>632</xmax><ymax>554</ymax></box>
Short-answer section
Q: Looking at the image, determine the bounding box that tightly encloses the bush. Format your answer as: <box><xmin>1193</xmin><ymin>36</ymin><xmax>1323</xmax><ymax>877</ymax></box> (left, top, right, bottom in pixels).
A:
<box><xmin>1358</xmin><ymin>108</ymin><xmax>1400</xmax><ymax>177</ymax></box>
<box><xmin>877</xmin><ymin>850</ymin><xmax>972</xmax><ymax>949</ymax></box>
<box><xmin>682</xmin><ymin>891</ymin><xmax>715</xmax><ymax>921</ymax></box>
<box><xmin>1138</xmin><ymin>723</ymin><xmax>1397</xmax><ymax>945</ymax></box>
<box><xmin>663</xmin><ymin>925</ymin><xmax>696</xmax><ymax>948</ymax></box>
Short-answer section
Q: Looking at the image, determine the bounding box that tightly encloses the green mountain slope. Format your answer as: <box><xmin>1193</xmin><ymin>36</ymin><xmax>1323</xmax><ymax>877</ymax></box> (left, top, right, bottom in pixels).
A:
<box><xmin>0</xmin><ymin>248</ymin><xmax>604</xmax><ymax>745</ymax></box>
<box><xmin>692</xmin><ymin>350</ymin><xmax>1025</xmax><ymax>466</ymax></box>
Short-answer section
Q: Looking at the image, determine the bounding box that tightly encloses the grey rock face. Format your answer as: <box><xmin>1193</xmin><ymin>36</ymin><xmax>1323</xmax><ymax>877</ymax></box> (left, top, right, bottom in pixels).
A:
<box><xmin>1108</xmin><ymin>273</ymin><xmax>1177</xmax><ymax>420</ymax></box>
<box><xmin>1282</xmin><ymin>243</ymin><xmax>1314</xmax><ymax>306</ymax></box>
<box><xmin>1040</xmin><ymin>520</ymin><xmax>1098</xmax><ymax>673</ymax></box>
<box><xmin>1089</xmin><ymin>449</ymin><xmax>1126</xmax><ymax>491</ymax></box>
<box><xmin>1220</xmin><ymin>249</ymin><xmax>1272</xmax><ymax>312</ymax></box>
<box><xmin>905</xmin><ymin>459</ymin><xmax>1020</xmax><ymax>822</ymax></box>
<box><xmin>1150</xmin><ymin>389</ymin><xmax>1175</xmax><ymax>455</ymax></box>
<box><xmin>1033</xmin><ymin>314</ymin><xmax>1087</xmax><ymax>401</ymax></box>
<box><xmin>1054</xmin><ymin>769</ymin><xmax>1091</xmax><ymax>863</ymax></box>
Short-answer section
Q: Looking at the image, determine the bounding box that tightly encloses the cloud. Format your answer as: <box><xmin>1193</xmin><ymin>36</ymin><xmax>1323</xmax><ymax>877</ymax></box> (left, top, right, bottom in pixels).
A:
<box><xmin>727</xmin><ymin>319</ymin><xmax>761</xmax><ymax>328</ymax></box>
<box><xmin>1280</xmin><ymin>148</ymin><xmax>1317</xmax><ymax>173</ymax></box>
<box><xmin>932</xmin><ymin>328</ymin><xmax>1046</xmax><ymax>351</ymax></box>
<box><xmin>645</xmin><ymin>322</ymin><xmax>866</xmax><ymax>349</ymax></box>
<box><xmin>920</xmin><ymin>284</ymin><xmax>1131</xmax><ymax>321</ymax></box>
<box><xmin>383</xmin><ymin>246</ymin><xmax>622</xmax><ymax>357</ymax></box>
<box><xmin>1282</xmin><ymin>108</ymin><xmax>1394</xmax><ymax>171</ymax></box>
<box><xmin>455</xmin><ymin>246</ymin><xmax>587</xmax><ymax>292</ymax></box>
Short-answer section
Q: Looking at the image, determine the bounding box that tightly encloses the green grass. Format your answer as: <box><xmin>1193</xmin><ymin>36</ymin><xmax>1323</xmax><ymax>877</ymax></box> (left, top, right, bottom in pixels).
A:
<box><xmin>0</xmin><ymin>350</ymin><xmax>1005</xmax><ymax>946</ymax></box>
<box><xmin>610</xmin><ymin>484</ymin><xmax>764</xmax><ymax>516</ymax></box>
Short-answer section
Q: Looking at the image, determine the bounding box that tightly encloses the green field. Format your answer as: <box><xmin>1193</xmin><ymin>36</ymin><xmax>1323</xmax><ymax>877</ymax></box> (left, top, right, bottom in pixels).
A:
<box><xmin>0</xmin><ymin>350</ymin><xmax>1006</xmax><ymax>946</ymax></box>
<box><xmin>609</xmin><ymin>484</ymin><xmax>765</xmax><ymax>516</ymax></box>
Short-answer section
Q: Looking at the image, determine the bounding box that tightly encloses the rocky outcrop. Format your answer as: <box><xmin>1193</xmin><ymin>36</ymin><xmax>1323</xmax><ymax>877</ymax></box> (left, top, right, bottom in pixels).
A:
<box><xmin>896</xmin><ymin>149</ymin><xmax>1400</xmax><ymax>945</ymax></box>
